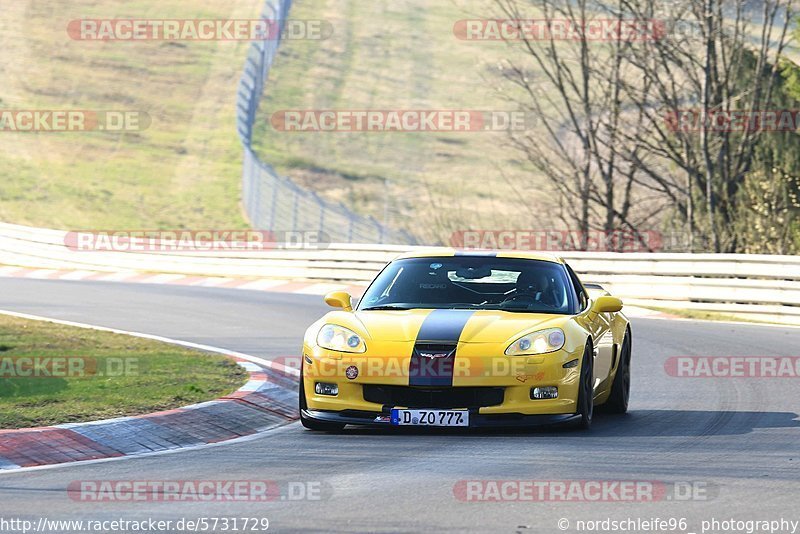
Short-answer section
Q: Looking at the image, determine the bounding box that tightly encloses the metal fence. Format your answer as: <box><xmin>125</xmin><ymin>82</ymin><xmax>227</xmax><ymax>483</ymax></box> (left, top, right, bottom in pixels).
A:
<box><xmin>235</xmin><ymin>0</ymin><xmax>418</xmax><ymax>245</ymax></box>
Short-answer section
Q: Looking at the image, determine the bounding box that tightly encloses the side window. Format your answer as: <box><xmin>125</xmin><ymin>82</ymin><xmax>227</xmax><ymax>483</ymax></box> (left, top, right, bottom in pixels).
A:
<box><xmin>565</xmin><ymin>263</ymin><xmax>588</xmax><ymax>312</ymax></box>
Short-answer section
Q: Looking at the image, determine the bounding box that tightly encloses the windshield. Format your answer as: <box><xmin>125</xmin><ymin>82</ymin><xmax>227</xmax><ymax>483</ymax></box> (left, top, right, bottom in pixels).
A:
<box><xmin>358</xmin><ymin>257</ymin><xmax>576</xmax><ymax>314</ymax></box>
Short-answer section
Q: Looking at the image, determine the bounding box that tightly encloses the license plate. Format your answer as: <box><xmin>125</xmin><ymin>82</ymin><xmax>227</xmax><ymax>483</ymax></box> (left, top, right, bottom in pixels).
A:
<box><xmin>390</xmin><ymin>409</ymin><xmax>469</xmax><ymax>427</ymax></box>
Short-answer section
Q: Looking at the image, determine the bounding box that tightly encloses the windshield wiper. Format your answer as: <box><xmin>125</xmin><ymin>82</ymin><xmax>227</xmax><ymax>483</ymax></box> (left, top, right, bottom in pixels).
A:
<box><xmin>360</xmin><ymin>305</ymin><xmax>413</xmax><ymax>311</ymax></box>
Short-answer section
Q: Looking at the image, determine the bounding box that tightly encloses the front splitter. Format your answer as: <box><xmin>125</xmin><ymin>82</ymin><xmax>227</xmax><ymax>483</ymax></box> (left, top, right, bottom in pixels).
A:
<box><xmin>302</xmin><ymin>408</ymin><xmax>580</xmax><ymax>429</ymax></box>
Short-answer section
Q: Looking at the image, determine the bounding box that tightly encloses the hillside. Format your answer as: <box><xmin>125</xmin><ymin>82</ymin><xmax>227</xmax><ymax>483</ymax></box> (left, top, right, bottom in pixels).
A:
<box><xmin>0</xmin><ymin>0</ymin><xmax>258</xmax><ymax>229</ymax></box>
<box><xmin>251</xmin><ymin>0</ymin><xmax>551</xmax><ymax>244</ymax></box>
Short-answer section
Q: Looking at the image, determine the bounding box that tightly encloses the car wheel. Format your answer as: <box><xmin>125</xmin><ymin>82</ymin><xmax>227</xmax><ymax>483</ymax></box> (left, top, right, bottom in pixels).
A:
<box><xmin>299</xmin><ymin>367</ymin><xmax>346</xmax><ymax>432</ymax></box>
<box><xmin>604</xmin><ymin>330</ymin><xmax>631</xmax><ymax>414</ymax></box>
<box><xmin>573</xmin><ymin>342</ymin><xmax>594</xmax><ymax>430</ymax></box>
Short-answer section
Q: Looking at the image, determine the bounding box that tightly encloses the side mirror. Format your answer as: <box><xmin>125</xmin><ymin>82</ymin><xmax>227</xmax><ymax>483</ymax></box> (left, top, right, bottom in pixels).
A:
<box><xmin>324</xmin><ymin>291</ymin><xmax>353</xmax><ymax>312</ymax></box>
<box><xmin>592</xmin><ymin>296</ymin><xmax>623</xmax><ymax>314</ymax></box>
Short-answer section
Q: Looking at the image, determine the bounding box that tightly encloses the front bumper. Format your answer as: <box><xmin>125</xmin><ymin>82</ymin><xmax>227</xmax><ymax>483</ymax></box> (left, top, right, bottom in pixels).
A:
<box><xmin>302</xmin><ymin>344</ymin><xmax>585</xmax><ymax>419</ymax></box>
<box><xmin>302</xmin><ymin>408</ymin><xmax>580</xmax><ymax>428</ymax></box>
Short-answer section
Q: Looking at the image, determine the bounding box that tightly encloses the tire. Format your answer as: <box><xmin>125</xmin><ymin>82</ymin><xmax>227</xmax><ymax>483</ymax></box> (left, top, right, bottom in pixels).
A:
<box><xmin>603</xmin><ymin>330</ymin><xmax>631</xmax><ymax>414</ymax></box>
<box><xmin>299</xmin><ymin>368</ymin><xmax>346</xmax><ymax>432</ymax></box>
<box><xmin>573</xmin><ymin>342</ymin><xmax>594</xmax><ymax>430</ymax></box>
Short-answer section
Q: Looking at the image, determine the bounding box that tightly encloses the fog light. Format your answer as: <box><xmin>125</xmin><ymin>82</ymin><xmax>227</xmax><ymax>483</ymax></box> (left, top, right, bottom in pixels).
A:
<box><xmin>531</xmin><ymin>386</ymin><xmax>558</xmax><ymax>400</ymax></box>
<box><xmin>315</xmin><ymin>382</ymin><xmax>338</xmax><ymax>396</ymax></box>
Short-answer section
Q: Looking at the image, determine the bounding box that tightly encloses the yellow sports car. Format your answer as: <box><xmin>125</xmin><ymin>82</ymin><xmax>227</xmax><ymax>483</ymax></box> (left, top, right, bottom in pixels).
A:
<box><xmin>299</xmin><ymin>250</ymin><xmax>631</xmax><ymax>430</ymax></box>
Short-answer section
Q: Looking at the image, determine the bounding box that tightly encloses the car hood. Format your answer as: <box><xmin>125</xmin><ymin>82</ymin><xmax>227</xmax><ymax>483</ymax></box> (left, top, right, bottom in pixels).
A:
<box><xmin>349</xmin><ymin>309</ymin><xmax>566</xmax><ymax>343</ymax></box>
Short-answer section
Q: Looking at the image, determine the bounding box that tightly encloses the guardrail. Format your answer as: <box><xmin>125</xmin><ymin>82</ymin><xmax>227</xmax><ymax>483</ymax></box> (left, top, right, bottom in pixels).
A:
<box><xmin>1</xmin><ymin>222</ymin><xmax>799</xmax><ymax>324</ymax></box>
<box><xmin>236</xmin><ymin>0</ymin><xmax>417</xmax><ymax>245</ymax></box>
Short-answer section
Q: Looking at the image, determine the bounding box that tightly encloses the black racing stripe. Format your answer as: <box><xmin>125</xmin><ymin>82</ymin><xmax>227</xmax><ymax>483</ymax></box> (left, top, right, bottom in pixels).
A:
<box><xmin>409</xmin><ymin>309</ymin><xmax>474</xmax><ymax>387</ymax></box>
<box><xmin>454</xmin><ymin>250</ymin><xmax>497</xmax><ymax>257</ymax></box>
<box><xmin>415</xmin><ymin>309</ymin><xmax>474</xmax><ymax>342</ymax></box>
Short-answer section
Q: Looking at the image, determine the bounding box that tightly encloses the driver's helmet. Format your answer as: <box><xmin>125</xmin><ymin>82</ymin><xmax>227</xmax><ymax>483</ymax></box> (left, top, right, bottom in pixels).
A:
<box><xmin>516</xmin><ymin>269</ymin><xmax>550</xmax><ymax>295</ymax></box>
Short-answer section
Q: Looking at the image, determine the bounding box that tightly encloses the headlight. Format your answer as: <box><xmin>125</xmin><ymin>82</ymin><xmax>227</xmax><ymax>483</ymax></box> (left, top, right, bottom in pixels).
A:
<box><xmin>316</xmin><ymin>324</ymin><xmax>366</xmax><ymax>353</ymax></box>
<box><xmin>505</xmin><ymin>328</ymin><xmax>565</xmax><ymax>356</ymax></box>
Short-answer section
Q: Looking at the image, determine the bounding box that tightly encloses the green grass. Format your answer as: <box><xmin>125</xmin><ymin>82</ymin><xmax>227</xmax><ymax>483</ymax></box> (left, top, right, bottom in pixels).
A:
<box><xmin>0</xmin><ymin>314</ymin><xmax>248</xmax><ymax>429</ymax></box>
<box><xmin>0</xmin><ymin>0</ymin><xmax>258</xmax><ymax>230</ymax></box>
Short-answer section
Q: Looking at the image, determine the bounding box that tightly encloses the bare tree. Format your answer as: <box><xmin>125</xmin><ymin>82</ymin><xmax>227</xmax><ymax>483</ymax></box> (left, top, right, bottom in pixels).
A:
<box><xmin>495</xmin><ymin>0</ymin><xmax>664</xmax><ymax>250</ymax></box>
<box><xmin>617</xmin><ymin>0</ymin><xmax>795</xmax><ymax>251</ymax></box>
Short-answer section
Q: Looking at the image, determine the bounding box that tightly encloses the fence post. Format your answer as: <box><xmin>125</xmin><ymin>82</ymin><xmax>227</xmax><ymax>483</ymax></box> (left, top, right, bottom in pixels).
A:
<box><xmin>269</xmin><ymin>170</ymin><xmax>279</xmax><ymax>231</ymax></box>
<box><xmin>348</xmin><ymin>217</ymin><xmax>354</xmax><ymax>242</ymax></box>
<box><xmin>310</xmin><ymin>191</ymin><xmax>325</xmax><ymax>235</ymax></box>
<box><xmin>292</xmin><ymin>190</ymin><xmax>300</xmax><ymax>231</ymax></box>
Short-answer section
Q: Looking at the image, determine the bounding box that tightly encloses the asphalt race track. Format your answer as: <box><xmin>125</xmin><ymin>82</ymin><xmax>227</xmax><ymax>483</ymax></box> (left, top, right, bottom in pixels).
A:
<box><xmin>1</xmin><ymin>278</ymin><xmax>799</xmax><ymax>533</ymax></box>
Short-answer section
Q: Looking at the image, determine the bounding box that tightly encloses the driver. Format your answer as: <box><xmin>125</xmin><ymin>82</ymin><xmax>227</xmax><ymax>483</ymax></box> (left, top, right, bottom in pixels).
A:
<box><xmin>510</xmin><ymin>270</ymin><xmax>558</xmax><ymax>307</ymax></box>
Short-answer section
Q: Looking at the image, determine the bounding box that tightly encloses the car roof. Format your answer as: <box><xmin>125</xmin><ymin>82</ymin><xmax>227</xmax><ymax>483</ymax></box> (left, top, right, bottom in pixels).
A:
<box><xmin>393</xmin><ymin>248</ymin><xmax>565</xmax><ymax>264</ymax></box>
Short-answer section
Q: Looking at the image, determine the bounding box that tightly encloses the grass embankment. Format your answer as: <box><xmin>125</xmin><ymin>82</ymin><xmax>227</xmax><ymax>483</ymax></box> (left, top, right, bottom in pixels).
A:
<box><xmin>251</xmin><ymin>0</ymin><xmax>551</xmax><ymax>244</ymax></box>
<box><xmin>0</xmin><ymin>314</ymin><xmax>247</xmax><ymax>429</ymax></box>
<box><xmin>0</xmin><ymin>0</ymin><xmax>258</xmax><ymax>230</ymax></box>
